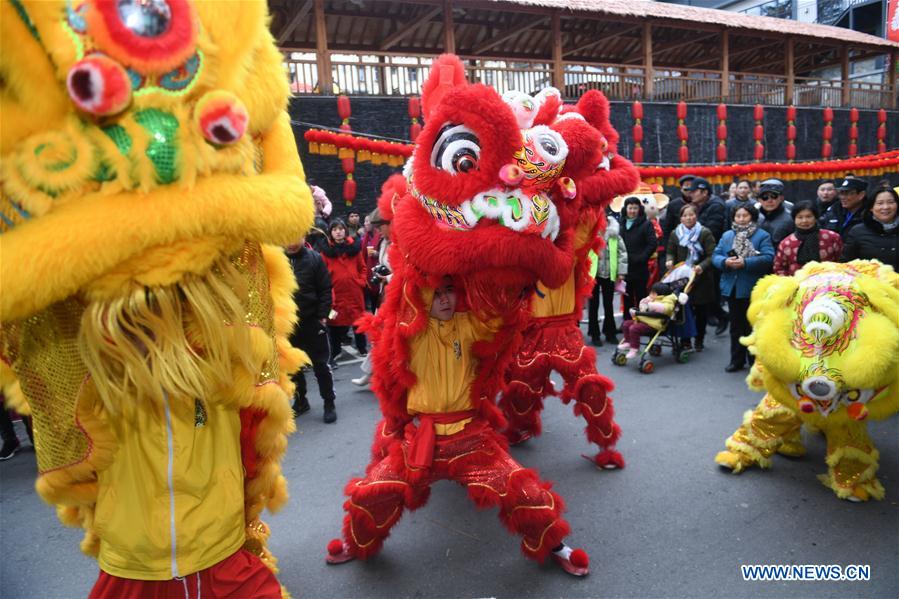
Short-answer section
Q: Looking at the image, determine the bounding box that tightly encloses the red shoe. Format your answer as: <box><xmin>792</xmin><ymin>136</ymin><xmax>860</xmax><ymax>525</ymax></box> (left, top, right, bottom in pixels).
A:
<box><xmin>552</xmin><ymin>546</ymin><xmax>590</xmax><ymax>576</ymax></box>
<box><xmin>325</xmin><ymin>539</ymin><xmax>356</xmax><ymax>565</ymax></box>
<box><xmin>504</xmin><ymin>429</ymin><xmax>533</xmax><ymax>446</ymax></box>
<box><xmin>593</xmin><ymin>449</ymin><xmax>625</xmax><ymax>470</ymax></box>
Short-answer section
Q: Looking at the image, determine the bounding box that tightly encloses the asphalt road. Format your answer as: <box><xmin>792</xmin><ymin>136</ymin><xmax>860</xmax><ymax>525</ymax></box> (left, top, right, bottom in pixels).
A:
<box><xmin>1</xmin><ymin>326</ymin><xmax>897</xmax><ymax>598</ymax></box>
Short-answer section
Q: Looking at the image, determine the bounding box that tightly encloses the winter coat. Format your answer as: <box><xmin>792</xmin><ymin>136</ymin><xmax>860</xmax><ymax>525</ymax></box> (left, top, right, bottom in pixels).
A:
<box><xmin>820</xmin><ymin>201</ymin><xmax>866</xmax><ymax>239</ymax></box>
<box><xmin>321</xmin><ymin>236</ymin><xmax>367</xmax><ymax>326</ymax></box>
<box><xmin>662</xmin><ymin>196</ymin><xmax>689</xmax><ymax>242</ymax></box>
<box><xmin>619</xmin><ymin>213</ymin><xmax>658</xmax><ymax>281</ymax></box>
<box><xmin>666</xmin><ymin>225</ymin><xmax>717</xmax><ymax>305</ymax></box>
<box><xmin>288</xmin><ymin>246</ymin><xmax>332</xmax><ymax>324</ymax></box>
<box><xmin>696</xmin><ymin>195</ymin><xmax>727</xmax><ymax>241</ymax></box>
<box><xmin>773</xmin><ymin>229</ymin><xmax>843</xmax><ymax>276</ymax></box>
<box><xmin>712</xmin><ymin>228</ymin><xmax>775</xmax><ymax>299</ymax></box>
<box><xmin>597</xmin><ymin>218</ymin><xmax>629</xmax><ymax>280</ymax></box>
<box><xmin>758</xmin><ymin>204</ymin><xmax>795</xmax><ymax>249</ymax></box>
<box><xmin>841</xmin><ymin>212</ymin><xmax>899</xmax><ymax>268</ymax></box>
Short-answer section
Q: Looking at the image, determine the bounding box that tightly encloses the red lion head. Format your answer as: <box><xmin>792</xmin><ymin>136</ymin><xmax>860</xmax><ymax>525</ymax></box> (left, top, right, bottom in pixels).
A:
<box><xmin>392</xmin><ymin>55</ymin><xmax>601</xmax><ymax>290</ymax></box>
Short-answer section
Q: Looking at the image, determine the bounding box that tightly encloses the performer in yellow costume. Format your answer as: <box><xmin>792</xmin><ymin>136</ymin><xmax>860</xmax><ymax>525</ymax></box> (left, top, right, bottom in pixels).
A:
<box><xmin>0</xmin><ymin>0</ymin><xmax>312</xmax><ymax>595</ymax></box>
<box><xmin>716</xmin><ymin>261</ymin><xmax>899</xmax><ymax>502</ymax></box>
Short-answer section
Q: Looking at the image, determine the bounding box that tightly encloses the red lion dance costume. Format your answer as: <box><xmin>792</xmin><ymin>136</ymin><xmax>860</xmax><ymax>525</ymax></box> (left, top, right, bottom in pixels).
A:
<box><xmin>325</xmin><ymin>55</ymin><xmax>605</xmax><ymax>575</ymax></box>
<box><xmin>498</xmin><ymin>92</ymin><xmax>640</xmax><ymax>468</ymax></box>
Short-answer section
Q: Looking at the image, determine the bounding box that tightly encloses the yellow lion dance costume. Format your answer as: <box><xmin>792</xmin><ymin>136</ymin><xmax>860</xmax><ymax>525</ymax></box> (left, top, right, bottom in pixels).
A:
<box><xmin>716</xmin><ymin>261</ymin><xmax>899</xmax><ymax>502</ymax></box>
<box><xmin>0</xmin><ymin>0</ymin><xmax>311</xmax><ymax>595</ymax></box>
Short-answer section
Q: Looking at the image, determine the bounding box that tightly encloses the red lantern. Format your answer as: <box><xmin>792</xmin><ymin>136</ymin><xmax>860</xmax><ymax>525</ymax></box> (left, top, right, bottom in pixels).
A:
<box><xmin>341</xmin><ymin>157</ymin><xmax>355</xmax><ymax>173</ymax></box>
<box><xmin>786</xmin><ymin>105</ymin><xmax>796</xmax><ymax>121</ymax></box>
<box><xmin>632</xmin><ymin>101</ymin><xmax>644</xmax><ymax>120</ymax></box>
<box><xmin>410</xmin><ymin>121</ymin><xmax>422</xmax><ymax>141</ymax></box>
<box><xmin>878</xmin><ymin>108</ymin><xmax>886</xmax><ymax>123</ymax></box>
<box><xmin>877</xmin><ymin>127</ymin><xmax>887</xmax><ymax>140</ymax></box>
<box><xmin>753</xmin><ymin>125</ymin><xmax>764</xmax><ymax>141</ymax></box>
<box><xmin>633</xmin><ymin>147</ymin><xmax>644</xmax><ymax>164</ymax></box>
<box><xmin>337</xmin><ymin>95</ymin><xmax>351</xmax><ymax>121</ymax></box>
<box><xmin>787</xmin><ymin>125</ymin><xmax>796</xmax><ymax>141</ymax></box>
<box><xmin>677</xmin><ymin>124</ymin><xmax>688</xmax><ymax>141</ymax></box>
<box><xmin>849</xmin><ymin>126</ymin><xmax>858</xmax><ymax>140</ymax></box>
<box><xmin>408</xmin><ymin>96</ymin><xmax>421</xmax><ymax>119</ymax></box>
<box><xmin>343</xmin><ymin>177</ymin><xmax>357</xmax><ymax>204</ymax></box>
<box><xmin>823</xmin><ymin>107</ymin><xmax>834</xmax><ymax>122</ymax></box>
<box><xmin>677</xmin><ymin>101</ymin><xmax>687</xmax><ymax>120</ymax></box>
<box><xmin>717</xmin><ymin>124</ymin><xmax>727</xmax><ymax>141</ymax></box>
<box><xmin>754</xmin><ymin>144</ymin><xmax>765</xmax><ymax>161</ymax></box>
<box><xmin>786</xmin><ymin>145</ymin><xmax>796</xmax><ymax>160</ymax></box>
<box><xmin>678</xmin><ymin>145</ymin><xmax>689</xmax><ymax>164</ymax></box>
<box><xmin>716</xmin><ymin>103</ymin><xmax>727</xmax><ymax>120</ymax></box>
<box><xmin>823</xmin><ymin>125</ymin><xmax>833</xmax><ymax>141</ymax></box>
<box><xmin>633</xmin><ymin>124</ymin><xmax>644</xmax><ymax>143</ymax></box>
<box><xmin>849</xmin><ymin>107</ymin><xmax>859</xmax><ymax>122</ymax></box>
<box><xmin>716</xmin><ymin>145</ymin><xmax>727</xmax><ymax>162</ymax></box>
<box><xmin>822</xmin><ymin>141</ymin><xmax>832</xmax><ymax>158</ymax></box>
<box><xmin>753</xmin><ymin>104</ymin><xmax>764</xmax><ymax>121</ymax></box>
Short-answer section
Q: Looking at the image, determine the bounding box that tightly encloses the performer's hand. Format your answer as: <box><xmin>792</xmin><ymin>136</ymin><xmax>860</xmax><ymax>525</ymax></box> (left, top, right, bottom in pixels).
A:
<box><xmin>665</xmin><ymin>260</ymin><xmax>673</xmax><ymax>269</ymax></box>
<box><xmin>693</xmin><ymin>265</ymin><xmax>702</xmax><ymax>274</ymax></box>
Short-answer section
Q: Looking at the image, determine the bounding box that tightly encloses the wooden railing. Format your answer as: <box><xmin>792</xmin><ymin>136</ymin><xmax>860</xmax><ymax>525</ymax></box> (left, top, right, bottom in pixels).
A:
<box><xmin>284</xmin><ymin>51</ymin><xmax>894</xmax><ymax>108</ymax></box>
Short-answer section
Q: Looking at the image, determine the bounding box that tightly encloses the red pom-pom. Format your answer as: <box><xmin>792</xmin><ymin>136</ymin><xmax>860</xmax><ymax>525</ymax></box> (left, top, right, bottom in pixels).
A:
<box><xmin>66</xmin><ymin>54</ymin><xmax>132</xmax><ymax>116</ymax></box>
<box><xmin>327</xmin><ymin>539</ymin><xmax>344</xmax><ymax>555</ymax></box>
<box><xmin>570</xmin><ymin>549</ymin><xmax>589</xmax><ymax>568</ymax></box>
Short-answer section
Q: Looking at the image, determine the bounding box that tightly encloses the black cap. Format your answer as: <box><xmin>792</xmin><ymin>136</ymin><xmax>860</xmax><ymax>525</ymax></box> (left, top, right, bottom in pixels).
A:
<box><xmin>758</xmin><ymin>178</ymin><xmax>784</xmax><ymax>196</ymax></box>
<box><xmin>838</xmin><ymin>176</ymin><xmax>867</xmax><ymax>193</ymax></box>
<box><xmin>678</xmin><ymin>175</ymin><xmax>696</xmax><ymax>187</ymax></box>
<box><xmin>692</xmin><ymin>177</ymin><xmax>711</xmax><ymax>191</ymax></box>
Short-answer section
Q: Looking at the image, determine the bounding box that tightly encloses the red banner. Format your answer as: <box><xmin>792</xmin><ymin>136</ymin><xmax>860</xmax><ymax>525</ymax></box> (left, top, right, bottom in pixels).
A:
<box><xmin>889</xmin><ymin>0</ymin><xmax>899</xmax><ymax>42</ymax></box>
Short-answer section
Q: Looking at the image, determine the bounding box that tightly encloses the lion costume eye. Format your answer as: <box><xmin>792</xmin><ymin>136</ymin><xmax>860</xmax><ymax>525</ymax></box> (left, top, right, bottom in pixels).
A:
<box><xmin>431</xmin><ymin>124</ymin><xmax>480</xmax><ymax>174</ymax></box>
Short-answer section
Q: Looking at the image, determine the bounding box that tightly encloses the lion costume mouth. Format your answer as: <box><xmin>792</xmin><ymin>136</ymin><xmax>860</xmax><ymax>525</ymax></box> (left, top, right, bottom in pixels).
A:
<box><xmin>789</xmin><ymin>383</ymin><xmax>887</xmax><ymax>417</ymax></box>
<box><xmin>410</xmin><ymin>182</ymin><xmax>561</xmax><ymax>241</ymax></box>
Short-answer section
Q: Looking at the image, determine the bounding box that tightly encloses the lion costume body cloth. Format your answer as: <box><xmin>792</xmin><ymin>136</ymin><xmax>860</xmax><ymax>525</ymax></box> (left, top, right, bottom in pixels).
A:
<box><xmin>1</xmin><ymin>0</ymin><xmax>312</xmax><ymax>595</ymax></box>
<box><xmin>716</xmin><ymin>261</ymin><xmax>899</xmax><ymax>502</ymax></box>
<box><xmin>335</xmin><ymin>54</ymin><xmax>604</xmax><ymax>565</ymax></box>
<box><xmin>497</xmin><ymin>91</ymin><xmax>639</xmax><ymax>468</ymax></box>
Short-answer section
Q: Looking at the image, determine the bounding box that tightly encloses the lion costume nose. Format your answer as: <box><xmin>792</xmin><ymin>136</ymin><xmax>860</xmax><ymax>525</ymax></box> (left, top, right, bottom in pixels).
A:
<box><xmin>801</xmin><ymin>377</ymin><xmax>837</xmax><ymax>401</ymax></box>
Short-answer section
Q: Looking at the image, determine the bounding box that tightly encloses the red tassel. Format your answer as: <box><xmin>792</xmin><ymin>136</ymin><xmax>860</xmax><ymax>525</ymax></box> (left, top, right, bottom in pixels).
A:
<box><xmin>632</xmin><ymin>101</ymin><xmax>644</xmax><ymax>120</ymax></box>
<box><xmin>337</xmin><ymin>95</ymin><xmax>351</xmax><ymax>120</ymax></box>
<box><xmin>676</xmin><ymin>101</ymin><xmax>687</xmax><ymax>120</ymax></box>
<box><xmin>716</xmin><ymin>103</ymin><xmax>727</xmax><ymax>121</ymax></box>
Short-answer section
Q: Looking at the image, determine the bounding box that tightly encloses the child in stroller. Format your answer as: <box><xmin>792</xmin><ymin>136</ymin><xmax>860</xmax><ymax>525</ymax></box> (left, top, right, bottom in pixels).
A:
<box><xmin>612</xmin><ymin>265</ymin><xmax>695</xmax><ymax>374</ymax></box>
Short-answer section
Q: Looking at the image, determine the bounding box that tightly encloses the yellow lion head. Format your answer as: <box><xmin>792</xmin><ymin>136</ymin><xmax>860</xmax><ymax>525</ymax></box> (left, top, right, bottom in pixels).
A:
<box><xmin>744</xmin><ymin>261</ymin><xmax>899</xmax><ymax>423</ymax></box>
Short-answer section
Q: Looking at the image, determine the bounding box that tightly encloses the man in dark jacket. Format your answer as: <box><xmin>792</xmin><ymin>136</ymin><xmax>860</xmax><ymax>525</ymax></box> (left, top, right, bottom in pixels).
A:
<box><xmin>663</xmin><ymin>175</ymin><xmax>695</xmax><ymax>242</ymax></box>
<box><xmin>820</xmin><ymin>176</ymin><xmax>868</xmax><ymax>239</ymax></box>
<box><xmin>286</xmin><ymin>237</ymin><xmax>338</xmax><ymax>424</ymax></box>
<box><xmin>691</xmin><ymin>177</ymin><xmax>729</xmax><ymax>333</ymax></box>
<box><xmin>757</xmin><ymin>179</ymin><xmax>794</xmax><ymax>249</ymax></box>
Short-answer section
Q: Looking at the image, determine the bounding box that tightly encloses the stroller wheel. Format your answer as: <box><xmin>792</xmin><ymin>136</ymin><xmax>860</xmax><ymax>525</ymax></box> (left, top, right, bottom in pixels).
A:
<box><xmin>613</xmin><ymin>352</ymin><xmax>628</xmax><ymax>366</ymax></box>
<box><xmin>649</xmin><ymin>344</ymin><xmax>662</xmax><ymax>357</ymax></box>
<box><xmin>677</xmin><ymin>351</ymin><xmax>691</xmax><ymax>364</ymax></box>
<box><xmin>640</xmin><ymin>360</ymin><xmax>654</xmax><ymax>374</ymax></box>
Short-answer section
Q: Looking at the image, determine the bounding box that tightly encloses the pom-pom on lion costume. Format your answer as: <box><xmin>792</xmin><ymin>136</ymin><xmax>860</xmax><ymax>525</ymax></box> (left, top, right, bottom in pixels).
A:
<box><xmin>0</xmin><ymin>0</ymin><xmax>311</xmax><ymax>595</ymax></box>
<box><xmin>716</xmin><ymin>261</ymin><xmax>899</xmax><ymax>502</ymax></box>
<box><xmin>497</xmin><ymin>91</ymin><xmax>640</xmax><ymax>468</ymax></box>
<box><xmin>326</xmin><ymin>55</ymin><xmax>602</xmax><ymax>575</ymax></box>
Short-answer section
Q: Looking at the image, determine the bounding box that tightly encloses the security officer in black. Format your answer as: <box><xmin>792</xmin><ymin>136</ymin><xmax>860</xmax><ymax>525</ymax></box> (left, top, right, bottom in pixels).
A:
<box><xmin>820</xmin><ymin>176</ymin><xmax>868</xmax><ymax>240</ymax></box>
<box><xmin>286</xmin><ymin>236</ymin><xmax>338</xmax><ymax>423</ymax></box>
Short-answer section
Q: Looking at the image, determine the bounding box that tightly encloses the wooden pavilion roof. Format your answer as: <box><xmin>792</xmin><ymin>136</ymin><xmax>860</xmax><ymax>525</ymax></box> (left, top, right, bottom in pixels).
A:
<box><xmin>270</xmin><ymin>0</ymin><xmax>898</xmax><ymax>77</ymax></box>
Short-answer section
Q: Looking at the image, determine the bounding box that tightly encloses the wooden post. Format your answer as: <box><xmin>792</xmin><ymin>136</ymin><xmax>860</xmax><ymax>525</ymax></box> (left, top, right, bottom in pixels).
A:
<box><xmin>785</xmin><ymin>37</ymin><xmax>794</xmax><ymax>105</ymax></box>
<box><xmin>841</xmin><ymin>46</ymin><xmax>851</xmax><ymax>106</ymax></box>
<box><xmin>552</xmin><ymin>13</ymin><xmax>564</xmax><ymax>91</ymax></box>
<box><xmin>721</xmin><ymin>30</ymin><xmax>729</xmax><ymax>101</ymax></box>
<box><xmin>443</xmin><ymin>0</ymin><xmax>455</xmax><ymax>53</ymax></box>
<box><xmin>890</xmin><ymin>50</ymin><xmax>898</xmax><ymax>110</ymax></box>
<box><xmin>314</xmin><ymin>0</ymin><xmax>332</xmax><ymax>94</ymax></box>
<box><xmin>643</xmin><ymin>22</ymin><xmax>653</xmax><ymax>99</ymax></box>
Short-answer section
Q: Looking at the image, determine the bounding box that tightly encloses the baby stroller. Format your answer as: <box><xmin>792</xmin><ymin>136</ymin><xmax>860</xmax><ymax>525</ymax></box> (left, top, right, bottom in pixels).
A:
<box><xmin>611</xmin><ymin>263</ymin><xmax>696</xmax><ymax>374</ymax></box>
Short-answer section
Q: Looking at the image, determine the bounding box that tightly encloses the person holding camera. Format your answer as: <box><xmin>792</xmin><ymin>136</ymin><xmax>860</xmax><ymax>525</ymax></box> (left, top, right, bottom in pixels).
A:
<box><xmin>370</xmin><ymin>208</ymin><xmax>393</xmax><ymax>303</ymax></box>
<box><xmin>321</xmin><ymin>220</ymin><xmax>368</xmax><ymax>364</ymax></box>
<box><xmin>712</xmin><ymin>204</ymin><xmax>774</xmax><ymax>373</ymax></box>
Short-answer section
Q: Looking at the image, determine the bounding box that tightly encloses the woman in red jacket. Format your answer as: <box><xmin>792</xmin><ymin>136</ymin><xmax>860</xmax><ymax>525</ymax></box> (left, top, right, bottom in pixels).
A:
<box><xmin>773</xmin><ymin>201</ymin><xmax>843</xmax><ymax>276</ymax></box>
<box><xmin>321</xmin><ymin>220</ymin><xmax>368</xmax><ymax>363</ymax></box>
